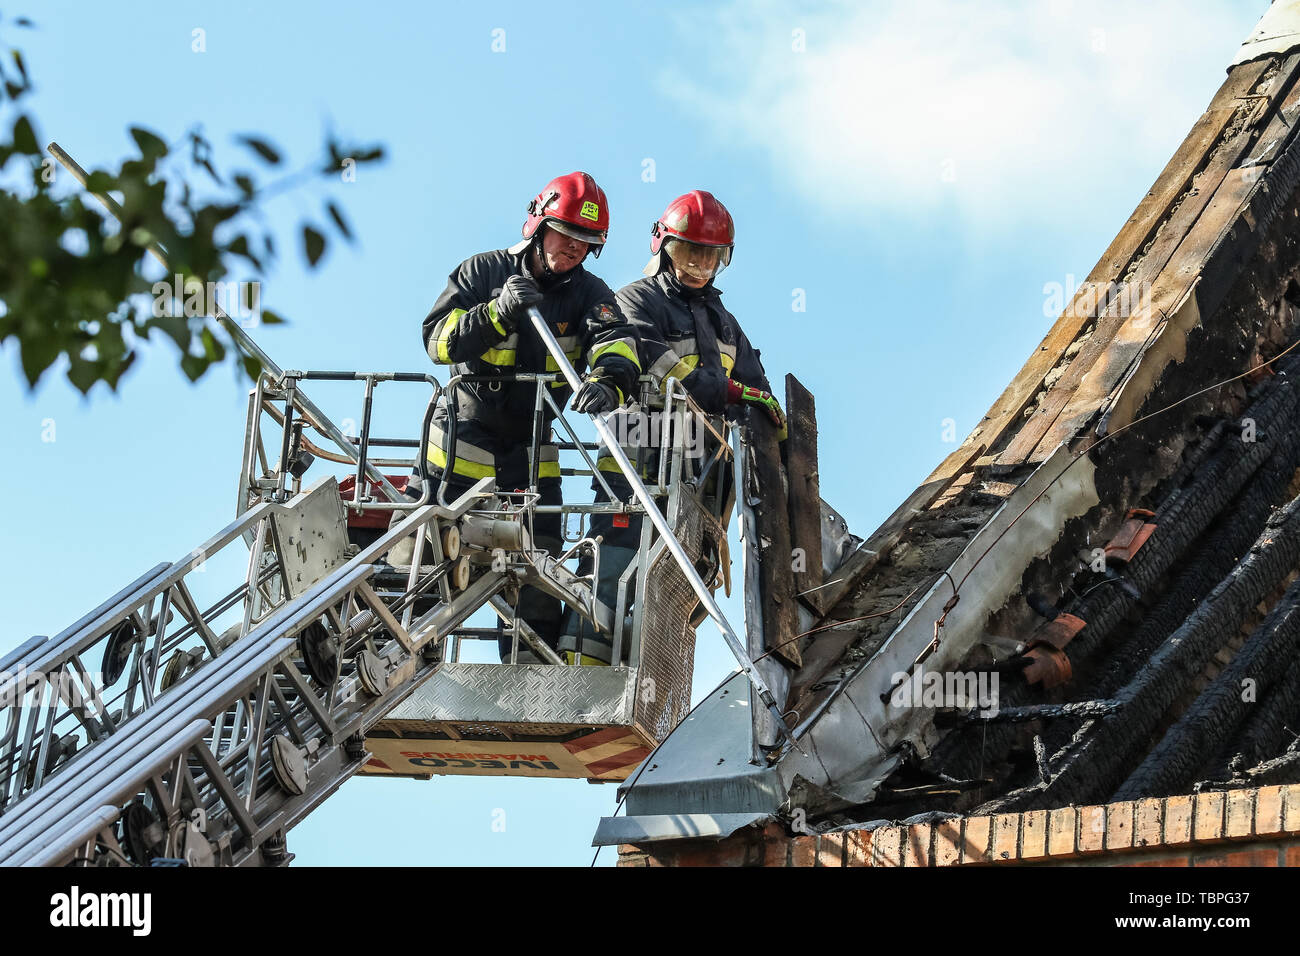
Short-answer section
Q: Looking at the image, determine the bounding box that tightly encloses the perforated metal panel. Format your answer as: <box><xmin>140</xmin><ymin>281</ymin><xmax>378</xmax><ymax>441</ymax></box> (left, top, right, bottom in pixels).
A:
<box><xmin>634</xmin><ymin>487</ymin><xmax>724</xmax><ymax>741</ymax></box>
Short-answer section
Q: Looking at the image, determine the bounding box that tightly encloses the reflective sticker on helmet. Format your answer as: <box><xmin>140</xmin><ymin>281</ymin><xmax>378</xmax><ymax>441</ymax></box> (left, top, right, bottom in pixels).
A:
<box><xmin>580</xmin><ymin>201</ymin><xmax>600</xmax><ymax>221</ymax></box>
<box><xmin>666</xmin><ymin>209</ymin><xmax>689</xmax><ymax>232</ymax></box>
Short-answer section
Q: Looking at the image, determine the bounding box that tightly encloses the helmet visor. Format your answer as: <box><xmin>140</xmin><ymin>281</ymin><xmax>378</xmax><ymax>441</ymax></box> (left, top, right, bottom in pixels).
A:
<box><xmin>665</xmin><ymin>237</ymin><xmax>731</xmax><ymax>282</ymax></box>
<box><xmin>545</xmin><ymin>218</ymin><xmax>605</xmax><ymax>246</ymax></box>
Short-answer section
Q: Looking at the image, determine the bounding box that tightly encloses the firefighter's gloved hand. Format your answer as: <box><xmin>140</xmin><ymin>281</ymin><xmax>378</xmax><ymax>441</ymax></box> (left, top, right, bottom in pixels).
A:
<box><xmin>726</xmin><ymin>379</ymin><xmax>785</xmax><ymax>429</ymax></box>
<box><xmin>572</xmin><ymin>367</ymin><xmax>622</xmax><ymax>415</ymax></box>
<box><xmin>493</xmin><ymin>275</ymin><xmax>543</xmax><ymax>334</ymax></box>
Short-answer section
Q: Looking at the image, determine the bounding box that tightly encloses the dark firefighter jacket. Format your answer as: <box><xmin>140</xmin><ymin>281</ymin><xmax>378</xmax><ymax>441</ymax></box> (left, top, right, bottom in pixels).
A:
<box><xmin>594</xmin><ymin>269</ymin><xmax>772</xmax><ymax>476</ymax></box>
<box><xmin>616</xmin><ymin>269</ymin><xmax>771</xmax><ymax>411</ymax></box>
<box><xmin>422</xmin><ymin>248</ymin><xmax>641</xmax><ymax>461</ymax></box>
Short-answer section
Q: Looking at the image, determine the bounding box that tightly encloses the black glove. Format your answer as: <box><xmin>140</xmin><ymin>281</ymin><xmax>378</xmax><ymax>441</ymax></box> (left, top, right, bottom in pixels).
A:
<box><xmin>572</xmin><ymin>367</ymin><xmax>621</xmax><ymax>415</ymax></box>
<box><xmin>493</xmin><ymin>275</ymin><xmax>542</xmax><ymax>333</ymax></box>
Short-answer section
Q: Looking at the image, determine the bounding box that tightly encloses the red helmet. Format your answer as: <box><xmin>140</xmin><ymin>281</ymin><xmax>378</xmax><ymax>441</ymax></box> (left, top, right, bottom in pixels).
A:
<box><xmin>647</xmin><ymin>190</ymin><xmax>734</xmax><ymax>280</ymax></box>
<box><xmin>522</xmin><ymin>171</ymin><xmax>609</xmax><ymax>256</ymax></box>
<box><xmin>650</xmin><ymin>190</ymin><xmax>735</xmax><ymax>254</ymax></box>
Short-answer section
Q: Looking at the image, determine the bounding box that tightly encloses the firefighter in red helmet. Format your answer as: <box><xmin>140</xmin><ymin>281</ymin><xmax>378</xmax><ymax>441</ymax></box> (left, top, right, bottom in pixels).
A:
<box><xmin>558</xmin><ymin>189</ymin><xmax>782</xmax><ymax>665</ymax></box>
<box><xmin>400</xmin><ymin>172</ymin><xmax>641</xmax><ymax>663</ymax></box>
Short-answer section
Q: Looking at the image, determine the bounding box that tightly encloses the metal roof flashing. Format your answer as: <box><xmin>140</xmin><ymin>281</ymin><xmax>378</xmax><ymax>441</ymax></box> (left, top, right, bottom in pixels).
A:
<box><xmin>1233</xmin><ymin>1</ymin><xmax>1300</xmax><ymax>66</ymax></box>
<box><xmin>591</xmin><ymin>672</ymin><xmax>785</xmax><ymax>845</ymax></box>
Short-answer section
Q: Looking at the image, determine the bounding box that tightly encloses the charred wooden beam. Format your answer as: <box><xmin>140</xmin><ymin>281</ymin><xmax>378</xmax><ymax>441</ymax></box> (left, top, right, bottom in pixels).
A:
<box><xmin>957</xmin><ymin>698</ymin><xmax>1122</xmax><ymax>725</ymax></box>
<box><xmin>926</xmin><ymin>360</ymin><xmax>1300</xmax><ymax>786</ymax></box>
<box><xmin>1030</xmin><ymin>485</ymin><xmax>1300</xmax><ymax>808</ymax></box>
<box><xmin>784</xmin><ymin>374</ymin><xmax>825</xmax><ymax>616</ymax></box>
<box><xmin>1115</xmin><ymin>575</ymin><xmax>1300</xmax><ymax>799</ymax></box>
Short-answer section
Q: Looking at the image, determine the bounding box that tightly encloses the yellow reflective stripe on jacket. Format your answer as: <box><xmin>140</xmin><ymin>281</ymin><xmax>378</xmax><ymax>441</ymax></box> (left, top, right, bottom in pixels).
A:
<box><xmin>427</xmin><ymin>442</ymin><xmax>497</xmax><ymax>480</ymax></box>
<box><xmin>546</xmin><ymin>344</ymin><xmax>583</xmax><ymax>387</ymax></box>
<box><xmin>426</xmin><ymin>426</ymin><xmax>561</xmax><ymax>480</ymax></box>
<box><xmin>562</xmin><ymin>651</ymin><xmax>609</xmax><ymax>666</ymax></box>
<box><xmin>487</xmin><ymin>300</ymin><xmax>507</xmax><ymax>337</ymax></box>
<box><xmin>428</xmin><ymin>445</ymin><xmax>561</xmax><ymax>479</ymax></box>
<box><xmin>481</xmin><ymin>331</ymin><xmax>518</xmax><ymax>367</ymax></box>
<box><xmin>718</xmin><ymin>341</ymin><xmax>737</xmax><ymax>377</ymax></box>
<box><xmin>596</xmin><ymin>455</ymin><xmax>652</xmax><ymax>478</ymax></box>
<box><xmin>660</xmin><ymin>353</ymin><xmax>701</xmax><ymax>388</ymax></box>
<box><xmin>434</xmin><ymin>308</ymin><xmax>467</xmax><ymax>364</ymax></box>
<box><xmin>588</xmin><ymin>338</ymin><xmax>640</xmax><ymax>371</ymax></box>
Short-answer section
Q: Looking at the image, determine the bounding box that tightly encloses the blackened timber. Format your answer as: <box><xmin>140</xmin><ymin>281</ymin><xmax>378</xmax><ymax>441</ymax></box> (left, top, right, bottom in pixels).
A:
<box><xmin>1115</xmin><ymin>577</ymin><xmax>1300</xmax><ymax>800</ymax></box>
<box><xmin>783</xmin><ymin>374</ymin><xmax>825</xmax><ymax>616</ymax></box>
<box><xmin>926</xmin><ymin>361</ymin><xmax>1300</xmax><ymax>786</ymax></box>
<box><xmin>746</xmin><ymin>412</ymin><xmax>801</xmax><ymax>668</ymax></box>
<box><xmin>958</xmin><ymin>699</ymin><xmax>1122</xmax><ymax>724</ymax></box>
<box><xmin>1216</xmin><ymin>649</ymin><xmax>1300</xmax><ymax>772</ymax></box>
<box><xmin>1033</xmin><ymin>487</ymin><xmax>1300</xmax><ymax>808</ymax></box>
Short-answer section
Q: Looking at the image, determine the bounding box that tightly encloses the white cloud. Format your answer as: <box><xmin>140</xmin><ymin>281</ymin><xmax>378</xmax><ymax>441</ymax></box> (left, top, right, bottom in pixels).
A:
<box><xmin>662</xmin><ymin>0</ymin><xmax>1264</xmax><ymax>227</ymax></box>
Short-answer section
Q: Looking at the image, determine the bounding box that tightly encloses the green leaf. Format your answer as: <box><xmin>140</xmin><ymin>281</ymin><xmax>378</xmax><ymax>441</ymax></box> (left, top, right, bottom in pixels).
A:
<box><xmin>84</xmin><ymin>170</ymin><xmax>115</xmax><ymax>194</ymax></box>
<box><xmin>67</xmin><ymin>354</ymin><xmax>98</xmax><ymax>394</ymax></box>
<box><xmin>18</xmin><ymin>335</ymin><xmax>58</xmax><ymax>386</ymax></box>
<box><xmin>237</xmin><ymin>135</ymin><xmax>281</xmax><ymax>165</ymax></box>
<box><xmin>241</xmin><ymin>354</ymin><xmax>264</xmax><ymax>381</ymax></box>
<box><xmin>326</xmin><ymin>201</ymin><xmax>352</xmax><ymax>241</ymax></box>
<box><xmin>148</xmin><ymin>315</ymin><xmax>191</xmax><ymax>352</ymax></box>
<box><xmin>180</xmin><ymin>353</ymin><xmax>206</xmax><ymax>382</ymax></box>
<box><xmin>199</xmin><ymin>326</ymin><xmax>225</xmax><ymax>361</ymax></box>
<box><xmin>261</xmin><ymin>309</ymin><xmax>285</xmax><ymax>325</ymax></box>
<box><xmin>129</xmin><ymin>126</ymin><xmax>168</xmax><ymax>162</ymax></box>
<box><xmin>302</xmin><ymin>225</ymin><xmax>326</xmax><ymax>267</ymax></box>
<box><xmin>234</xmin><ymin>173</ymin><xmax>255</xmax><ymax>197</ymax></box>
<box><xmin>12</xmin><ymin>114</ymin><xmax>38</xmax><ymax>154</ymax></box>
<box><xmin>226</xmin><ymin>234</ymin><xmax>262</xmax><ymax>270</ymax></box>
<box><xmin>12</xmin><ymin>49</ymin><xmax>29</xmax><ymax>84</ymax></box>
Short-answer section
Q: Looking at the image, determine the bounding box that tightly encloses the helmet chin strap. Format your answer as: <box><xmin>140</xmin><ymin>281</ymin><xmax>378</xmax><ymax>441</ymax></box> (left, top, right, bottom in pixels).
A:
<box><xmin>528</xmin><ymin>225</ymin><xmax>587</xmax><ymax>286</ymax></box>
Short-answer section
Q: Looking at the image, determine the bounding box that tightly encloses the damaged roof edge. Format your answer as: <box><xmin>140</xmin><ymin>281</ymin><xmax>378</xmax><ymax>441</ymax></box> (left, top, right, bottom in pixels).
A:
<box><xmin>1233</xmin><ymin>0</ymin><xmax>1300</xmax><ymax>66</ymax></box>
<box><xmin>775</xmin><ymin>445</ymin><xmax>1100</xmax><ymax>808</ymax></box>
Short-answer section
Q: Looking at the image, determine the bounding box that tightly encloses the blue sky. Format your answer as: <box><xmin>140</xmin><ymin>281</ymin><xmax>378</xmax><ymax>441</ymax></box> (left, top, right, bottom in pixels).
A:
<box><xmin>0</xmin><ymin>0</ymin><xmax>1273</xmax><ymax>864</ymax></box>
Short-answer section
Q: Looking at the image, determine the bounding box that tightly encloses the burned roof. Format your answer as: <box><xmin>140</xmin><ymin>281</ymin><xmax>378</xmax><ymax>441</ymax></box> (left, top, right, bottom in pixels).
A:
<box><xmin>598</xmin><ymin>3</ymin><xmax>1300</xmax><ymax>847</ymax></box>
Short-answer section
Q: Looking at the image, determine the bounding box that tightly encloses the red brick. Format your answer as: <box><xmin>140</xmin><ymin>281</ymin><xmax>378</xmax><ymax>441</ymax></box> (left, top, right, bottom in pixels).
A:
<box><xmin>761</xmin><ymin>837</ymin><xmax>791</xmax><ymax>867</ymax></box>
<box><xmin>844</xmin><ymin>829</ymin><xmax>872</xmax><ymax>867</ymax></box>
<box><xmin>992</xmin><ymin>813</ymin><xmax>1020</xmax><ymax>862</ymax></box>
<box><xmin>676</xmin><ymin>840</ymin><xmax>745</xmax><ymax>866</ymax></box>
<box><xmin>1122</xmin><ymin>855</ymin><xmax>1191</xmax><ymax>867</ymax></box>
<box><xmin>961</xmin><ymin>816</ymin><xmax>992</xmax><ymax>864</ymax></box>
<box><xmin>933</xmin><ymin>819</ymin><xmax>961</xmax><ymax>867</ymax></box>
<box><xmin>816</xmin><ymin>833</ymin><xmax>845</xmax><ymax>867</ymax></box>
<box><xmin>1225</xmin><ymin>789</ymin><xmax>1255</xmax><ymax>839</ymax></box>
<box><xmin>1193</xmin><ymin>847</ymin><xmax>1280</xmax><ymax>867</ymax></box>
<box><xmin>1078</xmin><ymin>805</ymin><xmax>1106</xmax><ymax>854</ymax></box>
<box><xmin>903</xmin><ymin>823</ymin><xmax>932</xmax><ymax>867</ymax></box>
<box><xmin>1021</xmin><ymin>810</ymin><xmax>1048</xmax><ymax>859</ymax></box>
<box><xmin>1047</xmin><ymin>807</ymin><xmax>1077</xmax><ymax>857</ymax></box>
<box><xmin>1255</xmin><ymin>785</ymin><xmax>1285</xmax><ymax>836</ymax></box>
<box><xmin>788</xmin><ymin>836</ymin><xmax>817</xmax><ymax>867</ymax></box>
<box><xmin>1134</xmin><ymin>798</ymin><xmax>1163</xmax><ymax>848</ymax></box>
<box><xmin>1164</xmin><ymin>795</ymin><xmax>1194</xmax><ymax>845</ymax></box>
<box><xmin>1285</xmin><ymin>843</ymin><xmax>1300</xmax><ymax>867</ymax></box>
<box><xmin>617</xmin><ymin>850</ymin><xmax>649</xmax><ymax>867</ymax></box>
<box><xmin>1194</xmin><ymin>791</ymin><xmax>1227</xmax><ymax>843</ymax></box>
<box><xmin>1106</xmin><ymin>801</ymin><xmax>1135</xmax><ymax>851</ymax></box>
<box><xmin>871</xmin><ymin>826</ymin><xmax>903</xmax><ymax>867</ymax></box>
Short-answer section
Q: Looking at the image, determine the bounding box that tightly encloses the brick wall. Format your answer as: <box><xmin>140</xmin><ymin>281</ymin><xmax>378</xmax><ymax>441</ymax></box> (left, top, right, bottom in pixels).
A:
<box><xmin>617</xmin><ymin>784</ymin><xmax>1300</xmax><ymax>866</ymax></box>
